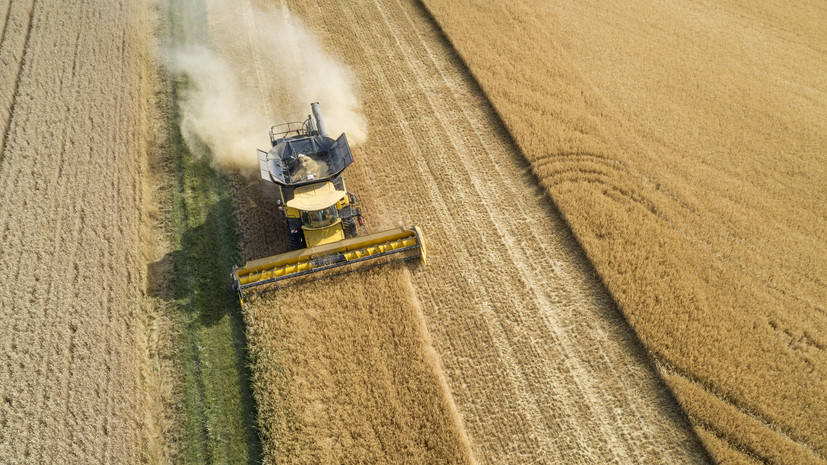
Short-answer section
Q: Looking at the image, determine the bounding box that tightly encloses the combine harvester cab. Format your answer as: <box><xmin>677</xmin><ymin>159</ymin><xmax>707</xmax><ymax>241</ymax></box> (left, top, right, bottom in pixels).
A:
<box><xmin>232</xmin><ymin>103</ymin><xmax>425</xmax><ymax>299</ymax></box>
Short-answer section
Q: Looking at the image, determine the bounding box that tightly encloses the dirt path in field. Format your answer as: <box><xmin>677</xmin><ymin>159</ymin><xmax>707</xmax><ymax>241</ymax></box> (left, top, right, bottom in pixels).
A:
<box><xmin>202</xmin><ymin>0</ymin><xmax>709</xmax><ymax>463</ymax></box>
<box><xmin>0</xmin><ymin>0</ymin><xmax>163</xmax><ymax>462</ymax></box>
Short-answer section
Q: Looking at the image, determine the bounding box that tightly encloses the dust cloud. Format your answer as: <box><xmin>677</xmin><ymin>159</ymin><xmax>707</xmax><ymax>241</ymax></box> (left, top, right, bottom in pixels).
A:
<box><xmin>164</xmin><ymin>1</ymin><xmax>367</xmax><ymax>176</ymax></box>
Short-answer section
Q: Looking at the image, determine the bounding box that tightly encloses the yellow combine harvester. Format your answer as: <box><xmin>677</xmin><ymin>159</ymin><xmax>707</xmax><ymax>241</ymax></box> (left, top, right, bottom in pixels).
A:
<box><xmin>232</xmin><ymin>103</ymin><xmax>425</xmax><ymax>299</ymax></box>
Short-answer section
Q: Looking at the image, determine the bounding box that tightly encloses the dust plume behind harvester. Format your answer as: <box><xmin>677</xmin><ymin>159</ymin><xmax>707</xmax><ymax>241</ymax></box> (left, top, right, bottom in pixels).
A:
<box><xmin>232</xmin><ymin>103</ymin><xmax>425</xmax><ymax>299</ymax></box>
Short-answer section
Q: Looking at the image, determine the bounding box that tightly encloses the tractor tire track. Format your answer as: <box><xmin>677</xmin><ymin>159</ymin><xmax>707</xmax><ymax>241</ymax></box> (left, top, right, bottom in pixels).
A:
<box><xmin>0</xmin><ymin>0</ymin><xmax>35</xmax><ymax>163</ymax></box>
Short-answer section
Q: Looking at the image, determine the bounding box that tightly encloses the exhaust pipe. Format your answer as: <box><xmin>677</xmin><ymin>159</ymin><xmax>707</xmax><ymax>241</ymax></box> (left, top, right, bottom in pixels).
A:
<box><xmin>311</xmin><ymin>102</ymin><xmax>327</xmax><ymax>137</ymax></box>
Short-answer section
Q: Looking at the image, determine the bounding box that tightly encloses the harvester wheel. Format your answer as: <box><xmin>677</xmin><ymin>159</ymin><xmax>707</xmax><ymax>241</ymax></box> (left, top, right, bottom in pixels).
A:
<box><xmin>343</xmin><ymin>217</ymin><xmax>358</xmax><ymax>238</ymax></box>
<box><xmin>286</xmin><ymin>218</ymin><xmax>305</xmax><ymax>250</ymax></box>
<box><xmin>288</xmin><ymin>230</ymin><xmax>305</xmax><ymax>250</ymax></box>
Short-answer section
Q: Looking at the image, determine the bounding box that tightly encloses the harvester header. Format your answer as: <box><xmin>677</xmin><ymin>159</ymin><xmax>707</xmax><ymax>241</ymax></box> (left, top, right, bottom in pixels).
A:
<box><xmin>232</xmin><ymin>103</ymin><xmax>425</xmax><ymax>298</ymax></box>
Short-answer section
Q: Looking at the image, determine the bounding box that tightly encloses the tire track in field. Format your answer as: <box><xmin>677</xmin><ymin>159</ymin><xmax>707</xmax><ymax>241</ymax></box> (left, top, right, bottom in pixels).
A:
<box><xmin>0</xmin><ymin>0</ymin><xmax>35</xmax><ymax>163</ymax></box>
<box><xmin>0</xmin><ymin>2</ymin><xmax>13</xmax><ymax>39</ymax></box>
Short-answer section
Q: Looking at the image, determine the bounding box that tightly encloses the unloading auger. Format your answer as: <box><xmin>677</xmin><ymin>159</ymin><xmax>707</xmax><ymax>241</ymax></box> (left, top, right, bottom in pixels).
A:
<box><xmin>232</xmin><ymin>103</ymin><xmax>426</xmax><ymax>299</ymax></box>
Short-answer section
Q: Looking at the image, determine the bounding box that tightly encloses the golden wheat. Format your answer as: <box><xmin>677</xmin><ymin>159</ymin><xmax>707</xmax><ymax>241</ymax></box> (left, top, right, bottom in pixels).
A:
<box><xmin>420</xmin><ymin>0</ymin><xmax>827</xmax><ymax>463</ymax></box>
<box><xmin>0</xmin><ymin>0</ymin><xmax>163</xmax><ymax>462</ymax></box>
<box><xmin>244</xmin><ymin>270</ymin><xmax>475</xmax><ymax>464</ymax></box>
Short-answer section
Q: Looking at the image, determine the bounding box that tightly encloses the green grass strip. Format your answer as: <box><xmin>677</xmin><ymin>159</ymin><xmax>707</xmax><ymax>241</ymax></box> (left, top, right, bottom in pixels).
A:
<box><xmin>157</xmin><ymin>0</ymin><xmax>263</xmax><ymax>460</ymax></box>
<box><xmin>162</xmin><ymin>78</ymin><xmax>262</xmax><ymax>464</ymax></box>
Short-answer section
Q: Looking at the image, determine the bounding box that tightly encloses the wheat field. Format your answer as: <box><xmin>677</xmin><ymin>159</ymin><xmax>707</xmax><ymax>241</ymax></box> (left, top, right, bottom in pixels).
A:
<box><xmin>419</xmin><ymin>0</ymin><xmax>827</xmax><ymax>463</ymax></box>
<box><xmin>206</xmin><ymin>0</ymin><xmax>710</xmax><ymax>462</ymax></box>
<box><xmin>0</xmin><ymin>0</ymin><xmax>166</xmax><ymax>462</ymax></box>
<box><xmin>3</xmin><ymin>0</ymin><xmax>820</xmax><ymax>463</ymax></box>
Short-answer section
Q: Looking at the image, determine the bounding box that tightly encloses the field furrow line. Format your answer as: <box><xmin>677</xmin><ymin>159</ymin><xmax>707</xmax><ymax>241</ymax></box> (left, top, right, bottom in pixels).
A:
<box><xmin>70</xmin><ymin>3</ymin><xmax>113</xmax><ymax>458</ymax></box>
<box><xmin>0</xmin><ymin>1</ymin><xmax>12</xmax><ymax>42</ymax></box>
<box><xmin>69</xmin><ymin>3</ymin><xmax>106</xmax><ymax>458</ymax></box>
<box><xmin>49</xmin><ymin>143</ymin><xmax>87</xmax><ymax>461</ymax></box>
<box><xmin>0</xmin><ymin>0</ymin><xmax>35</xmax><ymax>163</ymax></box>
<box><xmin>112</xmin><ymin>0</ymin><xmax>134</xmax><ymax>294</ymax></box>
<box><xmin>0</xmin><ymin>0</ymin><xmax>34</xmax><ymax>78</ymax></box>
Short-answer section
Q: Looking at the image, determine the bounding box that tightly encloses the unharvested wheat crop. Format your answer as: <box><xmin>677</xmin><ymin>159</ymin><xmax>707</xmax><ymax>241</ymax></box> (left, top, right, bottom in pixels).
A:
<box><xmin>0</xmin><ymin>0</ymin><xmax>162</xmax><ymax>462</ymax></box>
<box><xmin>420</xmin><ymin>0</ymin><xmax>827</xmax><ymax>463</ymax></box>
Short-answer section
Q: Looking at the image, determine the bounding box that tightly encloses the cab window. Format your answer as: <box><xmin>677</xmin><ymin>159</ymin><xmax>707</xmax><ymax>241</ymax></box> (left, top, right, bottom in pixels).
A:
<box><xmin>302</xmin><ymin>205</ymin><xmax>338</xmax><ymax>228</ymax></box>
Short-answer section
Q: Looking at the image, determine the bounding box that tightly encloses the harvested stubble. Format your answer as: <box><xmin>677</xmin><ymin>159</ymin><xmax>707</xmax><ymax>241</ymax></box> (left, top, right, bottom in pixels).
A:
<box><xmin>420</xmin><ymin>0</ymin><xmax>827</xmax><ymax>463</ymax></box>
<box><xmin>0</xmin><ymin>0</ymin><xmax>163</xmax><ymax>462</ymax></box>
<box><xmin>213</xmin><ymin>0</ymin><xmax>709</xmax><ymax>463</ymax></box>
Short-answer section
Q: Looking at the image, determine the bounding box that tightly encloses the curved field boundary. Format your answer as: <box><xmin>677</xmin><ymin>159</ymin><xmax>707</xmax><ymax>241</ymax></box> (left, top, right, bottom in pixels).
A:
<box><xmin>418</xmin><ymin>0</ymin><xmax>827</xmax><ymax>463</ymax></box>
